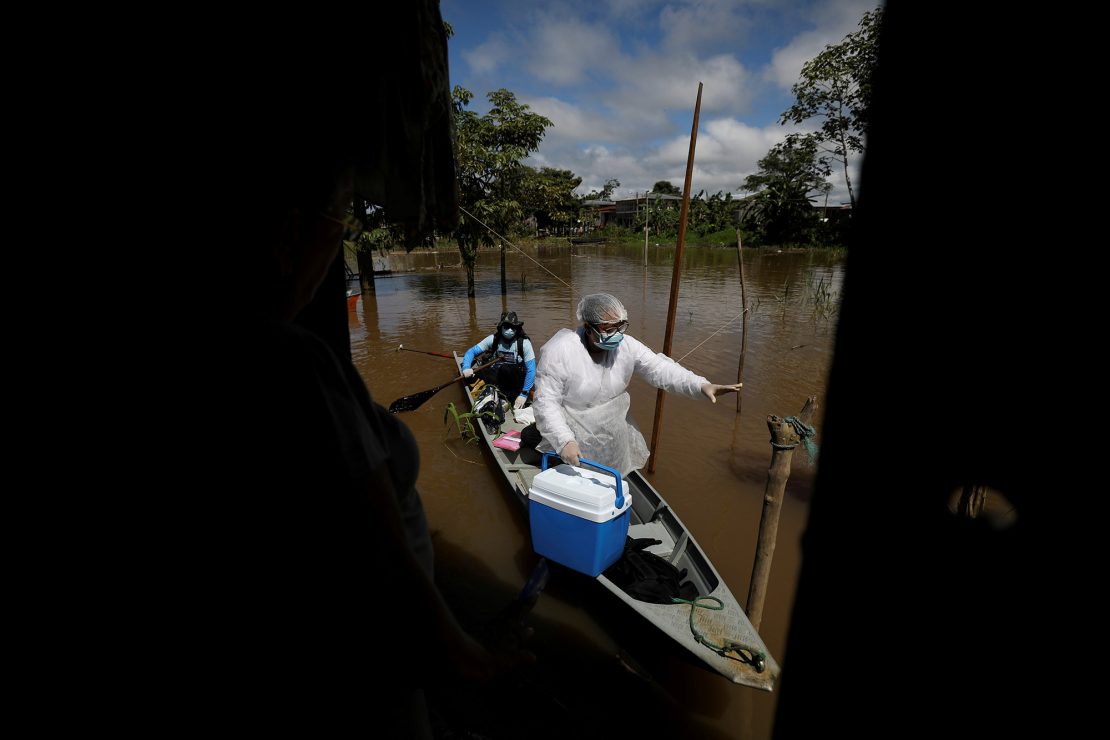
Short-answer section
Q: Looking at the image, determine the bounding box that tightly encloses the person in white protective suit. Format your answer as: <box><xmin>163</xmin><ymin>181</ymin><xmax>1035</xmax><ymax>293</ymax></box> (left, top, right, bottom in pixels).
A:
<box><xmin>532</xmin><ymin>293</ymin><xmax>742</xmax><ymax>476</ymax></box>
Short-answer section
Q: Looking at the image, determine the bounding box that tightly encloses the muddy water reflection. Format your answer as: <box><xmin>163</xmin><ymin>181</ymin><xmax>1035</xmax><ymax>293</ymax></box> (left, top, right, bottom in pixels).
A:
<box><xmin>350</xmin><ymin>244</ymin><xmax>843</xmax><ymax>739</ymax></box>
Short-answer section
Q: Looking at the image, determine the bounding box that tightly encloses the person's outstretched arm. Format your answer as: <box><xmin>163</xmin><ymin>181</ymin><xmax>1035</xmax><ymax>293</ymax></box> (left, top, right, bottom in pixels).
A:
<box><xmin>627</xmin><ymin>334</ymin><xmax>709</xmax><ymax>398</ymax></box>
<box><xmin>462</xmin><ymin>335</ymin><xmax>493</xmax><ymax>376</ymax></box>
<box><xmin>631</xmin><ymin>337</ymin><xmax>741</xmax><ymax>402</ymax></box>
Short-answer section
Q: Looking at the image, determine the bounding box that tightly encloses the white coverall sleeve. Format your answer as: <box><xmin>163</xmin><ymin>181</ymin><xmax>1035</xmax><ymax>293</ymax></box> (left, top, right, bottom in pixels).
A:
<box><xmin>628</xmin><ymin>335</ymin><xmax>709</xmax><ymax>399</ymax></box>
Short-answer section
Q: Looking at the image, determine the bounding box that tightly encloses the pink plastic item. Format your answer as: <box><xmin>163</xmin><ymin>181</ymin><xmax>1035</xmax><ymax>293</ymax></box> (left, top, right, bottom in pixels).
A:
<box><xmin>493</xmin><ymin>429</ymin><xmax>522</xmax><ymax>451</ymax></box>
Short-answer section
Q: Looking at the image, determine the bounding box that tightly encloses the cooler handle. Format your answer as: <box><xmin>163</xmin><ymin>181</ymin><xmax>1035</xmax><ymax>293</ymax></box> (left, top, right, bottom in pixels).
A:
<box><xmin>540</xmin><ymin>452</ymin><xmax>625</xmax><ymax>509</ymax></box>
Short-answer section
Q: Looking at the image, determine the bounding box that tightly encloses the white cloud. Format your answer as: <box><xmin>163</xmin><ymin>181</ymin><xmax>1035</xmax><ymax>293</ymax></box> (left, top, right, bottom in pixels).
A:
<box><xmin>609</xmin><ymin>52</ymin><xmax>756</xmax><ymax>117</ymax></box>
<box><xmin>462</xmin><ymin>35</ymin><xmax>511</xmax><ymax>76</ymax></box>
<box><xmin>532</xmin><ymin>114</ymin><xmax>861</xmax><ymax>203</ymax></box>
<box><xmin>658</xmin><ymin>0</ymin><xmax>756</xmax><ymax>52</ymax></box>
<box><xmin>604</xmin><ymin>0</ymin><xmax>664</xmax><ymax>19</ymax></box>
<box><xmin>528</xmin><ymin>140</ymin><xmax>653</xmax><ymax>198</ymax></box>
<box><xmin>455</xmin><ymin>1</ymin><xmax>871</xmax><ymax>205</ymax></box>
<box><xmin>529</xmin><ymin>117</ymin><xmax>793</xmax><ymax>200</ymax></box>
<box><xmin>644</xmin><ymin>117</ymin><xmax>785</xmax><ymax>194</ymax></box>
<box><xmin>523</xmin><ymin>96</ymin><xmax>627</xmax><ymax>143</ymax></box>
<box><xmin>528</xmin><ymin>19</ymin><xmax>621</xmax><ymax>85</ymax></box>
<box><xmin>765</xmin><ymin>0</ymin><xmax>879</xmax><ymax>89</ymax></box>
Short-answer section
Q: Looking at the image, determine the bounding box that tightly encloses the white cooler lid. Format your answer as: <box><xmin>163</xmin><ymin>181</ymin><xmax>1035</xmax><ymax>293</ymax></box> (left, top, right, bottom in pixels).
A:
<box><xmin>529</xmin><ymin>464</ymin><xmax>631</xmax><ymax>523</ymax></box>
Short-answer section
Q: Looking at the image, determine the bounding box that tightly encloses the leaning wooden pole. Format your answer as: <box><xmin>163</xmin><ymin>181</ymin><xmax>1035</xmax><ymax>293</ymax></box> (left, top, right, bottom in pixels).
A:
<box><xmin>647</xmin><ymin>82</ymin><xmax>703</xmax><ymax>473</ymax></box>
<box><xmin>735</xmin><ymin>229</ymin><xmax>748</xmax><ymax>413</ymax></box>
<box><xmin>746</xmin><ymin>396</ymin><xmax>817</xmax><ymax>630</ymax></box>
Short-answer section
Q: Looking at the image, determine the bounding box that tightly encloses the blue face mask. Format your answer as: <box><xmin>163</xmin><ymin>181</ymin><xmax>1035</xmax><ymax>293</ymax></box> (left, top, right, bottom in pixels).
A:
<box><xmin>592</xmin><ymin>330</ymin><xmax>625</xmax><ymax>351</ymax></box>
<box><xmin>589</xmin><ymin>320</ymin><xmax>627</xmax><ymax>351</ymax></box>
<box><xmin>502</xmin><ymin>328</ymin><xmax>516</xmax><ymax>340</ymax></box>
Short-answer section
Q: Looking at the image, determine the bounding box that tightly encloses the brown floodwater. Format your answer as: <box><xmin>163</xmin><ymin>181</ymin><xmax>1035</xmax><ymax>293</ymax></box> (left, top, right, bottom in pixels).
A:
<box><xmin>348</xmin><ymin>242</ymin><xmax>843</xmax><ymax>739</ymax></box>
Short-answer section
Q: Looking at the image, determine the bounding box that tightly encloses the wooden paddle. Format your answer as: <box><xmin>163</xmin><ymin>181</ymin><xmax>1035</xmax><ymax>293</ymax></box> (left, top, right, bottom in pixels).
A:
<box><xmin>388</xmin><ymin>357</ymin><xmax>499</xmax><ymax>413</ymax></box>
<box><xmin>397</xmin><ymin>344</ymin><xmax>455</xmax><ymax>359</ymax></box>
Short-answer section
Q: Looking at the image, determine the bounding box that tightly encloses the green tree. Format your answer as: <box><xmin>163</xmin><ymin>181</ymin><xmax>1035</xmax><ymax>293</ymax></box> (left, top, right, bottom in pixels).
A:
<box><xmin>651</xmin><ymin>180</ymin><xmax>680</xmax><ymax>196</ymax></box>
<box><xmin>635</xmin><ymin>198</ymin><xmax>679</xmax><ymax>237</ymax></box>
<box><xmin>634</xmin><ymin>190</ymin><xmax>736</xmax><ymax>239</ymax></box>
<box><xmin>688</xmin><ymin>191</ymin><xmax>737</xmax><ymax>236</ymax></box>
<box><xmin>598</xmin><ymin>178</ymin><xmax>620</xmax><ymax>201</ymax></box>
<box><xmin>346</xmin><ymin>204</ymin><xmax>407</xmax><ymax>290</ymax></box>
<box><xmin>452</xmin><ymin>86</ymin><xmax>552</xmax><ymax>296</ymax></box>
<box><xmin>583</xmin><ymin>177</ymin><xmax>620</xmax><ymax>202</ymax></box>
<box><xmin>780</xmin><ymin>7</ymin><xmax>882</xmax><ymax>208</ymax></box>
<box><xmin>742</xmin><ymin>134</ymin><xmax>831</xmax><ymax>246</ymax></box>
<box><xmin>520</xmin><ymin>166</ymin><xmax>582</xmax><ymax>232</ymax></box>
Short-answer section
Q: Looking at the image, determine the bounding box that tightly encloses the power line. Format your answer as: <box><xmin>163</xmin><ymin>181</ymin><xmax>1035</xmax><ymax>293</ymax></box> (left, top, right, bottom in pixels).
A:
<box><xmin>458</xmin><ymin>206</ymin><xmax>574</xmax><ymax>290</ymax></box>
<box><xmin>676</xmin><ymin>307</ymin><xmax>749</xmax><ymax>363</ymax></box>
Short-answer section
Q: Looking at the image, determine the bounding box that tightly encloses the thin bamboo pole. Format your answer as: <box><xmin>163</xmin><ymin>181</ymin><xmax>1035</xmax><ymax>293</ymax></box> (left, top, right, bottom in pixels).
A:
<box><xmin>735</xmin><ymin>229</ymin><xmax>748</xmax><ymax>413</ymax></box>
<box><xmin>647</xmin><ymin>82</ymin><xmax>702</xmax><ymax>473</ymax></box>
<box><xmin>746</xmin><ymin>396</ymin><xmax>817</xmax><ymax>630</ymax></box>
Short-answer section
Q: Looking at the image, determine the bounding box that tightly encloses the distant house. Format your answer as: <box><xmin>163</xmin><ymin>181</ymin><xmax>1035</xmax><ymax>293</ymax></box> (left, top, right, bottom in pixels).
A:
<box><xmin>612</xmin><ymin>193</ymin><xmax>682</xmax><ymax>228</ymax></box>
<box><xmin>815</xmin><ymin>202</ymin><xmax>852</xmax><ymax>224</ymax></box>
<box><xmin>580</xmin><ymin>199</ymin><xmax>617</xmax><ymax>229</ymax></box>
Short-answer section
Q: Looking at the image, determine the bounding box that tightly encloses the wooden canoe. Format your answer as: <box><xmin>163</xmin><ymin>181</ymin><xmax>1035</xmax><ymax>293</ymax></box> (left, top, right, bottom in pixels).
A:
<box><xmin>453</xmin><ymin>352</ymin><xmax>779</xmax><ymax>690</ymax></box>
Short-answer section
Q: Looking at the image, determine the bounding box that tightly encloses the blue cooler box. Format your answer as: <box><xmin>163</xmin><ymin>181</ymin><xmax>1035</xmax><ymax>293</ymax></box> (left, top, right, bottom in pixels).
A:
<box><xmin>528</xmin><ymin>454</ymin><xmax>631</xmax><ymax>576</ymax></box>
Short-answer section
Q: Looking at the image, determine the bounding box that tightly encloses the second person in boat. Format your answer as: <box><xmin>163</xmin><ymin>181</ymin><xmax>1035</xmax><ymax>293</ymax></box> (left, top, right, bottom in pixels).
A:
<box><xmin>461</xmin><ymin>310</ymin><xmax>536</xmax><ymax>409</ymax></box>
<box><xmin>532</xmin><ymin>293</ymin><xmax>741</xmax><ymax>476</ymax></box>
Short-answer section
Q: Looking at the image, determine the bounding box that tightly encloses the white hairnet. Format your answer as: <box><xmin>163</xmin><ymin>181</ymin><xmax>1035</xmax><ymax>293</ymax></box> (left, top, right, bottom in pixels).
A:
<box><xmin>576</xmin><ymin>293</ymin><xmax>628</xmax><ymax>324</ymax></box>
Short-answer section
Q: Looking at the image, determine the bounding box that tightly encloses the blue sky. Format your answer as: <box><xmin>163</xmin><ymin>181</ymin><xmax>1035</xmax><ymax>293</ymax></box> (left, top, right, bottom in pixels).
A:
<box><xmin>441</xmin><ymin>0</ymin><xmax>879</xmax><ymax>205</ymax></box>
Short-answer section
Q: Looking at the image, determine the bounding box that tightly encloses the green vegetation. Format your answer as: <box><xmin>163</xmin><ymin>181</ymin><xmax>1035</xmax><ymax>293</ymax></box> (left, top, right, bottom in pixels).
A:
<box><xmin>739</xmin><ymin>5</ymin><xmax>881</xmax><ymax>246</ymax></box>
<box><xmin>805</xmin><ymin>274</ymin><xmax>840</xmax><ymax>324</ymax></box>
<box><xmin>780</xmin><ymin>7</ymin><xmax>882</xmax><ymax>209</ymax></box>
<box><xmin>452</xmin><ymin>86</ymin><xmax>553</xmax><ymax>296</ymax></box>
<box><xmin>651</xmin><ymin>180</ymin><xmax>680</xmax><ymax>196</ymax></box>
<box><xmin>584</xmin><ymin>178</ymin><xmax>621</xmax><ymax>201</ymax></box>
<box><xmin>443</xmin><ymin>401</ymin><xmax>502</xmax><ymax>444</ymax></box>
<box><xmin>520</xmin><ymin>167</ymin><xmax>582</xmax><ymax>233</ymax></box>
<box><xmin>356</xmin><ymin>7</ymin><xmax>880</xmax><ymax>259</ymax></box>
<box><xmin>742</xmin><ymin>134</ymin><xmax>831</xmax><ymax>247</ymax></box>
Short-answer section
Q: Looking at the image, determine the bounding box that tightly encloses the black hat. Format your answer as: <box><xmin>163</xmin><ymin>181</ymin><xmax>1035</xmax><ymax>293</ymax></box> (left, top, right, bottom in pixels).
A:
<box><xmin>498</xmin><ymin>311</ymin><xmax>522</xmax><ymax>329</ymax></box>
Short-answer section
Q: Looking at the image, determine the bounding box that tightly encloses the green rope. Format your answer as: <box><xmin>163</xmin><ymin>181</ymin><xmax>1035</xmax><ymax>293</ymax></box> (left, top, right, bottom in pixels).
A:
<box><xmin>671</xmin><ymin>596</ymin><xmax>767</xmax><ymax>673</ymax></box>
<box><xmin>783</xmin><ymin>415</ymin><xmax>819</xmax><ymax>464</ymax></box>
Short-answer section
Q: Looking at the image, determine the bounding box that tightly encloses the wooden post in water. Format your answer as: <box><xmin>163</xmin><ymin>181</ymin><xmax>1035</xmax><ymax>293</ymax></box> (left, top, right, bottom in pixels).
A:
<box><xmin>747</xmin><ymin>395</ymin><xmax>817</xmax><ymax>630</ymax></box>
<box><xmin>500</xmin><ymin>240</ymin><xmax>507</xmax><ymax>296</ymax></box>
<box><xmin>356</xmin><ymin>249</ymin><xmax>375</xmax><ymax>293</ymax></box>
<box><xmin>647</xmin><ymin>82</ymin><xmax>703</xmax><ymax>473</ymax></box>
<box><xmin>735</xmin><ymin>229</ymin><xmax>748</xmax><ymax>413</ymax></box>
